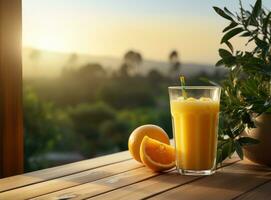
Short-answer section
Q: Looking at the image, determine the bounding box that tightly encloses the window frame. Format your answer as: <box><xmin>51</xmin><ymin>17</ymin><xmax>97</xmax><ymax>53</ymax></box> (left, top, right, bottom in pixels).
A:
<box><xmin>0</xmin><ymin>0</ymin><xmax>23</xmax><ymax>178</ymax></box>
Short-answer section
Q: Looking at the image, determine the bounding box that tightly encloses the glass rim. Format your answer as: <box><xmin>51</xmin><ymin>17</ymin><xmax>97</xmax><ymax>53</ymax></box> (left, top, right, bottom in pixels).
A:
<box><xmin>168</xmin><ymin>86</ymin><xmax>221</xmax><ymax>90</ymax></box>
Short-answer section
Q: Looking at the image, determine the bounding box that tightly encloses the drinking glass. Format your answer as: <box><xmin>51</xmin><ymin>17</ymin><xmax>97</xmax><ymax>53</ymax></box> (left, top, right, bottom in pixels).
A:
<box><xmin>168</xmin><ymin>86</ymin><xmax>221</xmax><ymax>175</ymax></box>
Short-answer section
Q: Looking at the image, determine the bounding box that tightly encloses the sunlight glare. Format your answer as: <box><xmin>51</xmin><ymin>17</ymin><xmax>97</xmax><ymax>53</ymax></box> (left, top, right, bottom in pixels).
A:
<box><xmin>34</xmin><ymin>35</ymin><xmax>63</xmax><ymax>52</ymax></box>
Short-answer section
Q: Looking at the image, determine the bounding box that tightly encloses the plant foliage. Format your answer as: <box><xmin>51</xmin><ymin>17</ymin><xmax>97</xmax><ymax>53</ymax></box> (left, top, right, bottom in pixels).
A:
<box><xmin>213</xmin><ymin>0</ymin><xmax>271</xmax><ymax>163</ymax></box>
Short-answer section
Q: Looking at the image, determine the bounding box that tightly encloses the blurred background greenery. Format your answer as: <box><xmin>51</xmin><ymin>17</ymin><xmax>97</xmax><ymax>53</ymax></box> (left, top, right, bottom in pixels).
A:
<box><xmin>23</xmin><ymin>49</ymin><xmax>226</xmax><ymax>172</ymax></box>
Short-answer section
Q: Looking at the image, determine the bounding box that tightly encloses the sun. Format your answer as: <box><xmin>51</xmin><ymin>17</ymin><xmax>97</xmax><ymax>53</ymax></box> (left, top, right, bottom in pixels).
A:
<box><xmin>34</xmin><ymin>35</ymin><xmax>64</xmax><ymax>52</ymax></box>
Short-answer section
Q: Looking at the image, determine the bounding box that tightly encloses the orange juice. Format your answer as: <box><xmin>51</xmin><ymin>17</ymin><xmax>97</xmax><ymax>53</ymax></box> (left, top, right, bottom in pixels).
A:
<box><xmin>170</xmin><ymin>97</ymin><xmax>219</xmax><ymax>170</ymax></box>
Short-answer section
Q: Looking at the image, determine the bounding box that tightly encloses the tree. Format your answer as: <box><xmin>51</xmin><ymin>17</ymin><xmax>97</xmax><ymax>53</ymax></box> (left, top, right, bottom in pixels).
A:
<box><xmin>69</xmin><ymin>102</ymin><xmax>116</xmax><ymax>156</ymax></box>
<box><xmin>29</xmin><ymin>48</ymin><xmax>42</xmax><ymax>76</ymax></box>
<box><xmin>120</xmin><ymin>50</ymin><xmax>143</xmax><ymax>76</ymax></box>
<box><xmin>168</xmin><ymin>50</ymin><xmax>181</xmax><ymax>79</ymax></box>
<box><xmin>147</xmin><ymin>69</ymin><xmax>164</xmax><ymax>84</ymax></box>
<box><xmin>62</xmin><ymin>53</ymin><xmax>78</xmax><ymax>74</ymax></box>
<box><xmin>77</xmin><ymin>63</ymin><xmax>105</xmax><ymax>78</ymax></box>
<box><xmin>99</xmin><ymin>77</ymin><xmax>155</xmax><ymax>109</ymax></box>
<box><xmin>23</xmin><ymin>87</ymin><xmax>63</xmax><ymax>171</ymax></box>
<box><xmin>100</xmin><ymin>120</ymin><xmax>130</xmax><ymax>151</ymax></box>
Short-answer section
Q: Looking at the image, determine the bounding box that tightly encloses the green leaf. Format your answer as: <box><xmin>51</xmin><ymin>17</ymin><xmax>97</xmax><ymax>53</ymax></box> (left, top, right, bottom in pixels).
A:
<box><xmin>215</xmin><ymin>59</ymin><xmax>224</xmax><ymax>67</ymax></box>
<box><xmin>216</xmin><ymin>148</ymin><xmax>222</xmax><ymax>165</ymax></box>
<box><xmin>218</xmin><ymin>52</ymin><xmax>235</xmax><ymax>67</ymax></box>
<box><xmin>224</xmin><ymin>57</ymin><xmax>236</xmax><ymax>68</ymax></box>
<box><xmin>246</xmin><ymin>36</ymin><xmax>256</xmax><ymax>45</ymax></box>
<box><xmin>241</xmin><ymin>112</ymin><xmax>254</xmax><ymax>126</ymax></box>
<box><xmin>223</xmin><ymin>22</ymin><xmax>238</xmax><ymax>33</ymax></box>
<box><xmin>251</xmin><ymin>0</ymin><xmax>262</xmax><ymax>19</ymax></box>
<box><xmin>246</xmin><ymin>0</ymin><xmax>262</xmax><ymax>26</ymax></box>
<box><xmin>219</xmin><ymin>48</ymin><xmax>232</xmax><ymax>58</ymax></box>
<box><xmin>238</xmin><ymin>137</ymin><xmax>260</xmax><ymax>146</ymax></box>
<box><xmin>213</xmin><ymin>7</ymin><xmax>234</xmax><ymax>21</ymax></box>
<box><xmin>234</xmin><ymin>140</ymin><xmax>244</xmax><ymax>160</ymax></box>
<box><xmin>240</xmin><ymin>31</ymin><xmax>251</xmax><ymax>37</ymax></box>
<box><xmin>217</xmin><ymin>140</ymin><xmax>235</xmax><ymax>165</ymax></box>
<box><xmin>225</xmin><ymin>41</ymin><xmax>234</xmax><ymax>53</ymax></box>
<box><xmin>255</xmin><ymin>38</ymin><xmax>269</xmax><ymax>50</ymax></box>
<box><xmin>224</xmin><ymin>7</ymin><xmax>234</xmax><ymax>16</ymax></box>
<box><xmin>231</xmin><ymin>123</ymin><xmax>245</xmax><ymax>136</ymax></box>
<box><xmin>221</xmin><ymin>27</ymin><xmax>244</xmax><ymax>44</ymax></box>
<box><xmin>263</xmin><ymin>12</ymin><xmax>271</xmax><ymax>34</ymax></box>
<box><xmin>199</xmin><ymin>77</ymin><xmax>221</xmax><ymax>86</ymax></box>
<box><xmin>228</xmin><ymin>140</ymin><xmax>234</xmax><ymax>157</ymax></box>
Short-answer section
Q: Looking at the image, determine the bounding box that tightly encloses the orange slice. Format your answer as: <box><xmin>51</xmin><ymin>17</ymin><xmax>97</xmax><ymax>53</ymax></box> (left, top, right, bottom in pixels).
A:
<box><xmin>128</xmin><ymin>125</ymin><xmax>170</xmax><ymax>163</ymax></box>
<box><xmin>140</xmin><ymin>136</ymin><xmax>175</xmax><ymax>172</ymax></box>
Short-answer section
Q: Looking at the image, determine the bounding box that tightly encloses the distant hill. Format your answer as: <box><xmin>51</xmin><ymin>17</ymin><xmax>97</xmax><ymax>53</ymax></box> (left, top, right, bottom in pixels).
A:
<box><xmin>23</xmin><ymin>48</ymin><xmax>223</xmax><ymax>78</ymax></box>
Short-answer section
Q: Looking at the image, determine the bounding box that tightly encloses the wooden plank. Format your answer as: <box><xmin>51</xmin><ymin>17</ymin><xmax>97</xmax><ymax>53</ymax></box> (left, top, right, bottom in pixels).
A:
<box><xmin>32</xmin><ymin>166</ymin><xmax>160</xmax><ymax>200</ymax></box>
<box><xmin>0</xmin><ymin>151</ymin><xmax>131</xmax><ymax>193</ymax></box>
<box><xmin>0</xmin><ymin>140</ymin><xmax>173</xmax><ymax>192</ymax></box>
<box><xmin>0</xmin><ymin>138</ymin><xmax>173</xmax><ymax>192</ymax></box>
<box><xmin>235</xmin><ymin>180</ymin><xmax>271</xmax><ymax>200</ymax></box>
<box><xmin>88</xmin><ymin>157</ymin><xmax>240</xmax><ymax>200</ymax></box>
<box><xmin>0</xmin><ymin>0</ymin><xmax>23</xmax><ymax>178</ymax></box>
<box><xmin>0</xmin><ymin>159</ymin><xmax>142</xmax><ymax>200</ymax></box>
<box><xmin>32</xmin><ymin>157</ymin><xmax>239</xmax><ymax>200</ymax></box>
<box><xmin>147</xmin><ymin>160</ymin><xmax>271</xmax><ymax>200</ymax></box>
<box><xmin>89</xmin><ymin>170</ymin><xmax>200</xmax><ymax>200</ymax></box>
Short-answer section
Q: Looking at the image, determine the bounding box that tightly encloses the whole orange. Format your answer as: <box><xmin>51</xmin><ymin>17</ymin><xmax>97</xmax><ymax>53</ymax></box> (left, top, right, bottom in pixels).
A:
<box><xmin>128</xmin><ymin>124</ymin><xmax>170</xmax><ymax>163</ymax></box>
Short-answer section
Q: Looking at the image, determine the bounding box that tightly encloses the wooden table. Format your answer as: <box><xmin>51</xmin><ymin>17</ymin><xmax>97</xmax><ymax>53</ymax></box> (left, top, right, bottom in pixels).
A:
<box><xmin>0</xmin><ymin>151</ymin><xmax>271</xmax><ymax>200</ymax></box>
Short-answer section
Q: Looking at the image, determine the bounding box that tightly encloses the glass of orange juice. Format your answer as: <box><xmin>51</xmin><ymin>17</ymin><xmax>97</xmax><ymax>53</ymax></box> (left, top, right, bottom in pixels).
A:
<box><xmin>169</xmin><ymin>86</ymin><xmax>221</xmax><ymax>175</ymax></box>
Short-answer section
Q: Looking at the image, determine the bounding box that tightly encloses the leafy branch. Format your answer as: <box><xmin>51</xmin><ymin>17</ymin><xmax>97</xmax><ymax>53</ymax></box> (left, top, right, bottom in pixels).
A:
<box><xmin>213</xmin><ymin>0</ymin><xmax>271</xmax><ymax>164</ymax></box>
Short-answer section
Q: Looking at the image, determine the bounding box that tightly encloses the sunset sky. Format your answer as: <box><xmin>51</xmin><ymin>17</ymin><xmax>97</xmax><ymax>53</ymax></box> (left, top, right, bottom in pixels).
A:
<box><xmin>23</xmin><ymin>0</ymin><xmax>271</xmax><ymax>64</ymax></box>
